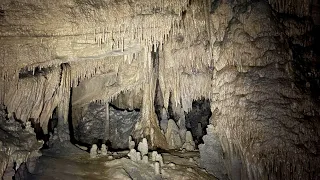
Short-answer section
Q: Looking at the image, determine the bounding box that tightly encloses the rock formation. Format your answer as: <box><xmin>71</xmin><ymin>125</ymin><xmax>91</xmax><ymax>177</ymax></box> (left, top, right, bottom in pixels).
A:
<box><xmin>165</xmin><ymin>119</ymin><xmax>183</xmax><ymax>149</ymax></box>
<box><xmin>90</xmin><ymin>144</ymin><xmax>98</xmax><ymax>158</ymax></box>
<box><xmin>0</xmin><ymin>106</ymin><xmax>43</xmax><ymax>178</ymax></box>
<box><xmin>154</xmin><ymin>162</ymin><xmax>160</xmax><ymax>175</ymax></box>
<box><xmin>74</xmin><ymin>103</ymin><xmax>140</xmax><ymax>149</ymax></box>
<box><xmin>199</xmin><ymin>125</ymin><xmax>228</xmax><ymax>179</ymax></box>
<box><xmin>182</xmin><ymin>131</ymin><xmax>196</xmax><ymax>151</ymax></box>
<box><xmin>101</xmin><ymin>144</ymin><xmax>108</xmax><ymax>156</ymax></box>
<box><xmin>0</xmin><ymin>0</ymin><xmax>319</xmax><ymax>179</ymax></box>
<box><xmin>128</xmin><ymin>149</ymin><xmax>139</xmax><ymax>162</ymax></box>
<box><xmin>137</xmin><ymin>138</ymin><xmax>149</xmax><ymax>156</ymax></box>
<box><xmin>128</xmin><ymin>136</ymin><xmax>135</xmax><ymax>150</ymax></box>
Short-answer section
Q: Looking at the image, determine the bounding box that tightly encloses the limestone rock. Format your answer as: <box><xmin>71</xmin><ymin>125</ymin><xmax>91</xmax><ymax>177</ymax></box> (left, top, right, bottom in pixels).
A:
<box><xmin>74</xmin><ymin>103</ymin><xmax>140</xmax><ymax>149</ymax></box>
<box><xmin>128</xmin><ymin>136</ymin><xmax>135</xmax><ymax>150</ymax></box>
<box><xmin>0</xmin><ymin>107</ymin><xmax>43</xmax><ymax>178</ymax></box>
<box><xmin>199</xmin><ymin>125</ymin><xmax>227</xmax><ymax>180</ymax></box>
<box><xmin>160</xmin><ymin>108</ymin><xmax>169</xmax><ymax>132</ymax></box>
<box><xmin>25</xmin><ymin>121</ymin><xmax>34</xmax><ymax>134</ymax></box>
<box><xmin>142</xmin><ymin>155</ymin><xmax>148</xmax><ymax>163</ymax></box>
<box><xmin>1</xmin><ymin>0</ymin><xmax>319</xmax><ymax>179</ymax></box>
<box><xmin>128</xmin><ymin>149</ymin><xmax>139</xmax><ymax>162</ymax></box>
<box><xmin>109</xmin><ymin>107</ymin><xmax>140</xmax><ymax>149</ymax></box>
<box><xmin>74</xmin><ymin>103</ymin><xmax>106</xmax><ymax>145</ymax></box>
<box><xmin>165</xmin><ymin>119</ymin><xmax>182</xmax><ymax>149</ymax></box>
<box><xmin>185</xmin><ymin>99</ymin><xmax>211</xmax><ymax>142</ymax></box>
<box><xmin>155</xmin><ymin>154</ymin><xmax>164</xmax><ymax>166</ymax></box>
<box><xmin>151</xmin><ymin>151</ymin><xmax>158</xmax><ymax>161</ymax></box>
<box><xmin>136</xmin><ymin>152</ymin><xmax>141</xmax><ymax>161</ymax></box>
<box><xmin>90</xmin><ymin>144</ymin><xmax>98</xmax><ymax>158</ymax></box>
<box><xmin>168</xmin><ymin>163</ymin><xmax>176</xmax><ymax>168</ymax></box>
<box><xmin>101</xmin><ymin>144</ymin><xmax>108</xmax><ymax>156</ymax></box>
<box><xmin>182</xmin><ymin>131</ymin><xmax>195</xmax><ymax>151</ymax></box>
<box><xmin>154</xmin><ymin>162</ymin><xmax>160</xmax><ymax>175</ymax></box>
<box><xmin>137</xmin><ymin>138</ymin><xmax>148</xmax><ymax>156</ymax></box>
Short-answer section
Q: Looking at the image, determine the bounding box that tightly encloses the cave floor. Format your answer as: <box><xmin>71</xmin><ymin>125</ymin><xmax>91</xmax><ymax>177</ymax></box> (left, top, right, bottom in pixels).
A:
<box><xmin>26</xmin><ymin>141</ymin><xmax>217</xmax><ymax>180</ymax></box>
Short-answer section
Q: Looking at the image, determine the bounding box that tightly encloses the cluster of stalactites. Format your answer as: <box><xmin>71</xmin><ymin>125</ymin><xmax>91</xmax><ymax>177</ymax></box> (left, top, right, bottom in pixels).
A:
<box><xmin>159</xmin><ymin>69</ymin><xmax>212</xmax><ymax>113</ymax></box>
<box><xmin>3</xmin><ymin>64</ymin><xmax>71</xmax><ymax>133</ymax></box>
<box><xmin>268</xmin><ymin>0</ymin><xmax>312</xmax><ymax>17</ymax></box>
<box><xmin>0</xmin><ymin>0</ymin><xmax>216</xmax><ymax>131</ymax></box>
<box><xmin>88</xmin><ymin>0</ymin><xmax>191</xmax><ymax>55</ymax></box>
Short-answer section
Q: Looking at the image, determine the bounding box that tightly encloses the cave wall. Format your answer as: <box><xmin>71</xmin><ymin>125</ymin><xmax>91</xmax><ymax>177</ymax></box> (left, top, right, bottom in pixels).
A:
<box><xmin>0</xmin><ymin>106</ymin><xmax>43</xmax><ymax>178</ymax></box>
<box><xmin>0</xmin><ymin>0</ymin><xmax>319</xmax><ymax>179</ymax></box>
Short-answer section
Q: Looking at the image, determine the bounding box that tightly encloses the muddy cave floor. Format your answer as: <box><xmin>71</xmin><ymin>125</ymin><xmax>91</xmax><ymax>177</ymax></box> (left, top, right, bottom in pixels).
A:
<box><xmin>25</xmin><ymin>141</ymin><xmax>217</xmax><ymax>180</ymax></box>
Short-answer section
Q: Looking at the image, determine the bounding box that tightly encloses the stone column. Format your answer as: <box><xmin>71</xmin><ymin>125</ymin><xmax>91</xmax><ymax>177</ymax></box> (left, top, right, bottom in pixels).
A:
<box><xmin>132</xmin><ymin>47</ymin><xmax>168</xmax><ymax>149</ymax></box>
<box><xmin>104</xmin><ymin>103</ymin><xmax>110</xmax><ymax>142</ymax></box>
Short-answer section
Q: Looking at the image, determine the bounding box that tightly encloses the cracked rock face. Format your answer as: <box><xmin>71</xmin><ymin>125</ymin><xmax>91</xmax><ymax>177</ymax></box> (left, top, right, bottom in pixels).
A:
<box><xmin>74</xmin><ymin>103</ymin><xmax>140</xmax><ymax>149</ymax></box>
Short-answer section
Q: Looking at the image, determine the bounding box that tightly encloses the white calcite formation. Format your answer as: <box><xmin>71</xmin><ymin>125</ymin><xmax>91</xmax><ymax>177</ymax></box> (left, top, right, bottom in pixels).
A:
<box><xmin>0</xmin><ymin>0</ymin><xmax>319</xmax><ymax>179</ymax></box>
<box><xmin>165</xmin><ymin>119</ymin><xmax>182</xmax><ymax>149</ymax></box>
<box><xmin>128</xmin><ymin>149</ymin><xmax>139</xmax><ymax>162</ymax></box>
<box><xmin>151</xmin><ymin>151</ymin><xmax>158</xmax><ymax>161</ymax></box>
<box><xmin>101</xmin><ymin>144</ymin><xmax>108</xmax><ymax>156</ymax></box>
<box><xmin>154</xmin><ymin>162</ymin><xmax>160</xmax><ymax>175</ymax></box>
<box><xmin>128</xmin><ymin>136</ymin><xmax>135</xmax><ymax>150</ymax></box>
<box><xmin>155</xmin><ymin>154</ymin><xmax>164</xmax><ymax>167</ymax></box>
<box><xmin>136</xmin><ymin>152</ymin><xmax>142</xmax><ymax>161</ymax></box>
<box><xmin>142</xmin><ymin>155</ymin><xmax>148</xmax><ymax>163</ymax></box>
<box><xmin>25</xmin><ymin>121</ymin><xmax>34</xmax><ymax>134</ymax></box>
<box><xmin>90</xmin><ymin>144</ymin><xmax>98</xmax><ymax>158</ymax></box>
<box><xmin>159</xmin><ymin>108</ymin><xmax>169</xmax><ymax>132</ymax></box>
<box><xmin>137</xmin><ymin>138</ymin><xmax>148</xmax><ymax>156</ymax></box>
<box><xmin>151</xmin><ymin>151</ymin><xmax>163</xmax><ymax>166</ymax></box>
<box><xmin>182</xmin><ymin>131</ymin><xmax>195</xmax><ymax>151</ymax></box>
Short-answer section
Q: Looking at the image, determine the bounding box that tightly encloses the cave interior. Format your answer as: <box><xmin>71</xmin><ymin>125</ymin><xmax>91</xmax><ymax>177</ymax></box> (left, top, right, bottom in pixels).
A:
<box><xmin>0</xmin><ymin>0</ymin><xmax>320</xmax><ymax>179</ymax></box>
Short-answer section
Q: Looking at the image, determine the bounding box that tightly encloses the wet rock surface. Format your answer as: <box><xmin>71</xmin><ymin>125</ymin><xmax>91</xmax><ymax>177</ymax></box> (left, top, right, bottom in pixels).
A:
<box><xmin>109</xmin><ymin>106</ymin><xmax>140</xmax><ymax>149</ymax></box>
<box><xmin>74</xmin><ymin>103</ymin><xmax>106</xmax><ymax>145</ymax></box>
<box><xmin>74</xmin><ymin>103</ymin><xmax>140</xmax><ymax>149</ymax></box>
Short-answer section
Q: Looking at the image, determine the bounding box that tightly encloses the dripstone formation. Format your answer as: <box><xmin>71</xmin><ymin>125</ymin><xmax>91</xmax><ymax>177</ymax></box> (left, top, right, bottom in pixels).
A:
<box><xmin>0</xmin><ymin>0</ymin><xmax>319</xmax><ymax>179</ymax></box>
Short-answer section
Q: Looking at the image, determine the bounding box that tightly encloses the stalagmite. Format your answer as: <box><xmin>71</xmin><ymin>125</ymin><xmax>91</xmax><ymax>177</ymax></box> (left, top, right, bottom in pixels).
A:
<box><xmin>128</xmin><ymin>149</ymin><xmax>139</xmax><ymax>162</ymax></box>
<box><xmin>142</xmin><ymin>155</ymin><xmax>148</xmax><ymax>163</ymax></box>
<box><xmin>101</xmin><ymin>144</ymin><xmax>108</xmax><ymax>156</ymax></box>
<box><xmin>165</xmin><ymin>119</ymin><xmax>182</xmax><ymax>149</ymax></box>
<box><xmin>155</xmin><ymin>154</ymin><xmax>164</xmax><ymax>166</ymax></box>
<box><xmin>137</xmin><ymin>138</ymin><xmax>148</xmax><ymax>156</ymax></box>
<box><xmin>90</xmin><ymin>144</ymin><xmax>98</xmax><ymax>158</ymax></box>
<box><xmin>151</xmin><ymin>151</ymin><xmax>158</xmax><ymax>161</ymax></box>
<box><xmin>128</xmin><ymin>136</ymin><xmax>135</xmax><ymax>150</ymax></box>
<box><xmin>154</xmin><ymin>162</ymin><xmax>160</xmax><ymax>175</ymax></box>
<box><xmin>182</xmin><ymin>131</ymin><xmax>196</xmax><ymax>151</ymax></box>
<box><xmin>136</xmin><ymin>152</ymin><xmax>142</xmax><ymax>161</ymax></box>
